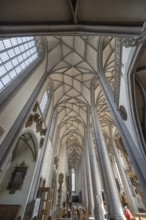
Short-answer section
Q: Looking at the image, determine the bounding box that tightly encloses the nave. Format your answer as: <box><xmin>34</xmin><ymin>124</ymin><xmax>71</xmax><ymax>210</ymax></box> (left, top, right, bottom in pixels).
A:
<box><xmin>0</xmin><ymin>34</ymin><xmax>146</xmax><ymax>220</ymax></box>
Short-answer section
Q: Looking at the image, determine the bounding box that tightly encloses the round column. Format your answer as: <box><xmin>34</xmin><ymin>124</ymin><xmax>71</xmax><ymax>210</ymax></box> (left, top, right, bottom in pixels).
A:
<box><xmin>87</xmin><ymin>124</ymin><xmax>105</xmax><ymax>220</ymax></box>
<box><xmin>85</xmin><ymin>140</ymin><xmax>95</xmax><ymax>217</ymax></box>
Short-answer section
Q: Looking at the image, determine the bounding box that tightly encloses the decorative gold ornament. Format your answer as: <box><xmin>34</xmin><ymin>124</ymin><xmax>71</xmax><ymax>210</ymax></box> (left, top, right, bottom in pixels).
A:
<box><xmin>54</xmin><ymin>156</ymin><xmax>59</xmax><ymax>170</ymax></box>
<box><xmin>36</xmin><ymin>118</ymin><xmax>44</xmax><ymax>132</ymax></box>
<box><xmin>118</xmin><ymin>105</ymin><xmax>127</xmax><ymax>121</ymax></box>
<box><xmin>25</xmin><ymin>114</ymin><xmax>34</xmax><ymax>128</ymax></box>
<box><xmin>58</xmin><ymin>173</ymin><xmax>64</xmax><ymax>185</ymax></box>
<box><xmin>34</xmin><ymin>113</ymin><xmax>40</xmax><ymax>122</ymax></box>
<box><xmin>39</xmin><ymin>138</ymin><xmax>44</xmax><ymax>148</ymax></box>
<box><xmin>40</xmin><ymin>128</ymin><xmax>47</xmax><ymax>136</ymax></box>
<box><xmin>33</xmin><ymin>102</ymin><xmax>38</xmax><ymax>112</ymax></box>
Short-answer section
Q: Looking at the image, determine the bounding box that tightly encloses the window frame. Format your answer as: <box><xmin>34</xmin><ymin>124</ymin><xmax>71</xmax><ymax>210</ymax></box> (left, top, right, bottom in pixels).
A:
<box><xmin>71</xmin><ymin>168</ymin><xmax>76</xmax><ymax>192</ymax></box>
<box><xmin>39</xmin><ymin>86</ymin><xmax>51</xmax><ymax>118</ymax></box>
<box><xmin>0</xmin><ymin>37</ymin><xmax>45</xmax><ymax>111</ymax></box>
<box><xmin>40</xmin><ymin>91</ymin><xmax>49</xmax><ymax>116</ymax></box>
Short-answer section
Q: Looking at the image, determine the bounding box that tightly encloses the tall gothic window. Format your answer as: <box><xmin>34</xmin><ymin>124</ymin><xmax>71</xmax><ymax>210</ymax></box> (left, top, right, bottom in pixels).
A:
<box><xmin>71</xmin><ymin>168</ymin><xmax>75</xmax><ymax>192</ymax></box>
<box><xmin>40</xmin><ymin>87</ymin><xmax>51</xmax><ymax>117</ymax></box>
<box><xmin>0</xmin><ymin>37</ymin><xmax>42</xmax><ymax>92</ymax></box>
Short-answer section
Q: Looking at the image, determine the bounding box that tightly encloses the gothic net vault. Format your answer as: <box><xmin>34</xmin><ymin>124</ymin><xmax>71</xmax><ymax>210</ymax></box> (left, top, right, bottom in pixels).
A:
<box><xmin>0</xmin><ymin>1</ymin><xmax>146</xmax><ymax>220</ymax></box>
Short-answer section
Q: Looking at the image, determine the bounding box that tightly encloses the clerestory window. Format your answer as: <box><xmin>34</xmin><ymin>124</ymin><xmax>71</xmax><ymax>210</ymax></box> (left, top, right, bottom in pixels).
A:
<box><xmin>71</xmin><ymin>168</ymin><xmax>75</xmax><ymax>192</ymax></box>
<box><xmin>0</xmin><ymin>36</ymin><xmax>44</xmax><ymax>109</ymax></box>
<box><xmin>40</xmin><ymin>87</ymin><xmax>51</xmax><ymax>117</ymax></box>
<box><xmin>0</xmin><ymin>37</ymin><xmax>41</xmax><ymax>91</ymax></box>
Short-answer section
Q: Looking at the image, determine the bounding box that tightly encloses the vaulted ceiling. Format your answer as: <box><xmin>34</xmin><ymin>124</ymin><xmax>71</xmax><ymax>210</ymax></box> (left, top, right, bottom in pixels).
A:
<box><xmin>1</xmin><ymin>0</ymin><xmax>145</xmax><ymax>168</ymax></box>
<box><xmin>46</xmin><ymin>36</ymin><xmax>115</xmax><ymax>168</ymax></box>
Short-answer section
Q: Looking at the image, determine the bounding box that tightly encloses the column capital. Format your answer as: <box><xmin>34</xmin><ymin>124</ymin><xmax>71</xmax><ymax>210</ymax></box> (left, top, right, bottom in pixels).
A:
<box><xmin>118</xmin><ymin>22</ymin><xmax>146</xmax><ymax>47</ymax></box>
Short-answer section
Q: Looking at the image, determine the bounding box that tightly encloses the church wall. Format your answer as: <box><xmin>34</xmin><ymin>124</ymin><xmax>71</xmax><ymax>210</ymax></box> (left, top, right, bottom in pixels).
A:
<box><xmin>40</xmin><ymin>138</ymin><xmax>54</xmax><ymax>186</ymax></box>
<box><xmin>0</xmin><ymin>57</ymin><xmax>47</xmax><ymax>145</ymax></box>
<box><xmin>0</xmin><ymin>78</ymin><xmax>56</xmax><ymax>218</ymax></box>
<box><xmin>0</xmin><ymin>91</ymin><xmax>47</xmax><ymax>170</ymax></box>
<box><xmin>119</xmin><ymin>46</ymin><xmax>138</xmax><ymax>145</ymax></box>
<box><xmin>0</xmin><ymin>143</ymin><xmax>37</xmax><ymax>218</ymax></box>
<box><xmin>36</xmin><ymin>77</ymin><xmax>54</xmax><ymax>126</ymax></box>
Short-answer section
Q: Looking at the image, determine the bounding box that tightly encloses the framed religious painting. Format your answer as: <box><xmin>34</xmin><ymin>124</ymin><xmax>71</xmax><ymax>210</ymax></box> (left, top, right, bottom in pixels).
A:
<box><xmin>7</xmin><ymin>161</ymin><xmax>28</xmax><ymax>194</ymax></box>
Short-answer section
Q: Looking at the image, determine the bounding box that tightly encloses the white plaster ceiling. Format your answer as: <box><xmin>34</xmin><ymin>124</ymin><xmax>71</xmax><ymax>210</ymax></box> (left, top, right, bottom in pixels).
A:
<box><xmin>47</xmin><ymin>36</ymin><xmax>115</xmax><ymax>168</ymax></box>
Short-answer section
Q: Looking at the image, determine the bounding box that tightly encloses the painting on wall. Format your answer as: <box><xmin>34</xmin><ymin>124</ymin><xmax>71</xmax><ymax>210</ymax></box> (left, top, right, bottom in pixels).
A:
<box><xmin>7</xmin><ymin>161</ymin><xmax>28</xmax><ymax>194</ymax></box>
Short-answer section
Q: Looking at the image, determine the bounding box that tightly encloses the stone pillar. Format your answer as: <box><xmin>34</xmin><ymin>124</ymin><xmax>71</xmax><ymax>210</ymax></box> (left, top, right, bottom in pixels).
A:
<box><xmin>49</xmin><ymin>109</ymin><xmax>58</xmax><ymax>140</ymax></box>
<box><xmin>47</xmin><ymin>109</ymin><xmax>60</xmax><ymax>187</ymax></box>
<box><xmin>83</xmin><ymin>160</ymin><xmax>89</xmax><ymax>210</ymax></box>
<box><xmin>49</xmin><ymin>128</ymin><xmax>60</xmax><ymax>187</ymax></box>
<box><xmin>85</xmin><ymin>139</ymin><xmax>95</xmax><ymax>217</ymax></box>
<box><xmin>90</xmin><ymin>88</ymin><xmax>125</xmax><ymax>220</ymax></box>
<box><xmin>110</xmin><ymin>131</ymin><xmax>138</xmax><ymax>213</ymax></box>
<box><xmin>80</xmin><ymin>155</ymin><xmax>85</xmax><ymax>208</ymax></box>
<box><xmin>54</xmin><ymin>128</ymin><xmax>60</xmax><ymax>154</ymax></box>
<box><xmin>86</xmin><ymin>116</ymin><xmax>105</xmax><ymax>220</ymax></box>
<box><xmin>81</xmin><ymin>148</ymin><xmax>89</xmax><ymax>210</ymax></box>
<box><xmin>98</xmin><ymin>71</ymin><xmax>146</xmax><ymax>197</ymax></box>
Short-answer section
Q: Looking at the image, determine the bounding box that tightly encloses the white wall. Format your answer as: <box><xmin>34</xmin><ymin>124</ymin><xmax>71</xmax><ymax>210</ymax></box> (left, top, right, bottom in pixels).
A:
<box><xmin>0</xmin><ymin>141</ymin><xmax>36</xmax><ymax>218</ymax></box>
<box><xmin>41</xmin><ymin>138</ymin><xmax>54</xmax><ymax>186</ymax></box>
<box><xmin>0</xmin><ymin>57</ymin><xmax>47</xmax><ymax>145</ymax></box>
<box><xmin>119</xmin><ymin>46</ymin><xmax>139</xmax><ymax>146</ymax></box>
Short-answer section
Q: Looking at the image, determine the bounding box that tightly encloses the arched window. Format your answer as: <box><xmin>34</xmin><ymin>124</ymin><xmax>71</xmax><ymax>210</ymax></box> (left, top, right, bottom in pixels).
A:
<box><xmin>71</xmin><ymin>168</ymin><xmax>75</xmax><ymax>192</ymax></box>
<box><xmin>40</xmin><ymin>86</ymin><xmax>51</xmax><ymax>117</ymax></box>
<box><xmin>0</xmin><ymin>36</ymin><xmax>44</xmax><ymax>108</ymax></box>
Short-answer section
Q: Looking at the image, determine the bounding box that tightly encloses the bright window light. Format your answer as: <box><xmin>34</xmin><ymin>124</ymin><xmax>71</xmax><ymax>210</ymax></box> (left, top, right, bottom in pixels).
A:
<box><xmin>71</xmin><ymin>168</ymin><xmax>75</xmax><ymax>192</ymax></box>
<box><xmin>39</xmin><ymin>87</ymin><xmax>50</xmax><ymax>117</ymax></box>
<box><xmin>0</xmin><ymin>37</ymin><xmax>40</xmax><ymax>92</ymax></box>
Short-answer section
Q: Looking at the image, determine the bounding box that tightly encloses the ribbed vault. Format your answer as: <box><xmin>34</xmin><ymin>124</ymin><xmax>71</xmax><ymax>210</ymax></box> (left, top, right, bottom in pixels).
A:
<box><xmin>46</xmin><ymin>36</ymin><xmax>116</xmax><ymax>168</ymax></box>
